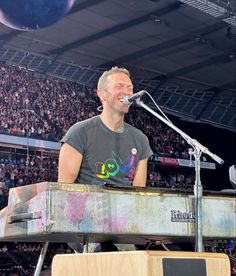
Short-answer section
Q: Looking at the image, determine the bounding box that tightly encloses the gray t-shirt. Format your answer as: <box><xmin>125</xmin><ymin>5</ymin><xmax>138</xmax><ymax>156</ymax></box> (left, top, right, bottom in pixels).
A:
<box><xmin>61</xmin><ymin>116</ymin><xmax>153</xmax><ymax>185</ymax></box>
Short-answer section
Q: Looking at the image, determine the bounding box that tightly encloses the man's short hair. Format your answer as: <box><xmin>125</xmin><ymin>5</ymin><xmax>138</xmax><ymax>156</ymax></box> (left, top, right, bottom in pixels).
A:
<box><xmin>97</xmin><ymin>66</ymin><xmax>130</xmax><ymax>90</ymax></box>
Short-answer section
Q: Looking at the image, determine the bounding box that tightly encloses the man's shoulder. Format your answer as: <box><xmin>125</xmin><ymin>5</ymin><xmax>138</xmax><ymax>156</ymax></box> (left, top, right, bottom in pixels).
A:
<box><xmin>61</xmin><ymin>116</ymin><xmax>99</xmax><ymax>143</ymax></box>
<box><xmin>125</xmin><ymin>122</ymin><xmax>145</xmax><ymax>136</ymax></box>
<box><xmin>71</xmin><ymin>116</ymin><xmax>99</xmax><ymax>130</ymax></box>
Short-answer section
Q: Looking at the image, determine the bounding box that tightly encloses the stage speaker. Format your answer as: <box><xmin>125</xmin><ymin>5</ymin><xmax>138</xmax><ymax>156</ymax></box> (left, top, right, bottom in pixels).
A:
<box><xmin>52</xmin><ymin>250</ymin><xmax>230</xmax><ymax>276</ymax></box>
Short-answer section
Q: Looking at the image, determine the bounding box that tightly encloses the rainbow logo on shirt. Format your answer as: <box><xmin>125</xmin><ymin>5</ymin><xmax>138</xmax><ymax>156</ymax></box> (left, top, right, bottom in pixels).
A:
<box><xmin>95</xmin><ymin>151</ymin><xmax>136</xmax><ymax>181</ymax></box>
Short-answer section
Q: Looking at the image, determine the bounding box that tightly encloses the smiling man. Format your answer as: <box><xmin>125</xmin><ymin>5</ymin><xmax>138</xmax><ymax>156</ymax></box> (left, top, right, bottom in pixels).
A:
<box><xmin>58</xmin><ymin>66</ymin><xmax>153</xmax><ymax>187</ymax></box>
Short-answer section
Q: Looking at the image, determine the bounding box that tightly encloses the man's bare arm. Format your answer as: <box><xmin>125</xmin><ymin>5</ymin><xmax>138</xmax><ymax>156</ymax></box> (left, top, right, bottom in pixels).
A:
<box><xmin>132</xmin><ymin>158</ymin><xmax>148</xmax><ymax>187</ymax></box>
<box><xmin>58</xmin><ymin>143</ymin><xmax>83</xmax><ymax>183</ymax></box>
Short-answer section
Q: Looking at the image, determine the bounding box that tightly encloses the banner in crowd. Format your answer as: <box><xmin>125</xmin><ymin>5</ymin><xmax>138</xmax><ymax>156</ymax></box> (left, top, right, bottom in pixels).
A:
<box><xmin>150</xmin><ymin>154</ymin><xmax>216</xmax><ymax>170</ymax></box>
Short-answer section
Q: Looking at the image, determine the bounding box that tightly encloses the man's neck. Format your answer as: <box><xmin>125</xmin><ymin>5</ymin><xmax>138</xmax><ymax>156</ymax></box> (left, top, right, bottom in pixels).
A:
<box><xmin>100</xmin><ymin>112</ymin><xmax>125</xmax><ymax>132</ymax></box>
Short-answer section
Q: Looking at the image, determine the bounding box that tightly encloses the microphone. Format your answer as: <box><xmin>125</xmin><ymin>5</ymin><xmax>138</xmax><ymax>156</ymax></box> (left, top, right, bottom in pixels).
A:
<box><xmin>123</xmin><ymin>90</ymin><xmax>146</xmax><ymax>105</ymax></box>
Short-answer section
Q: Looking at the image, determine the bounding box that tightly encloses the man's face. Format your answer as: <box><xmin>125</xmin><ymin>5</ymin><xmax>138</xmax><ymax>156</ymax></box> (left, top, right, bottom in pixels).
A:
<box><xmin>101</xmin><ymin>72</ymin><xmax>134</xmax><ymax>114</ymax></box>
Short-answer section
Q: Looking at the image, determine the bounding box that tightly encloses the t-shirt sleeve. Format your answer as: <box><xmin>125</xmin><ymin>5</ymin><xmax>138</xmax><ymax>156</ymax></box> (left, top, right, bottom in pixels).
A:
<box><xmin>140</xmin><ymin>132</ymin><xmax>153</xmax><ymax>160</ymax></box>
<box><xmin>61</xmin><ymin>122</ymin><xmax>86</xmax><ymax>155</ymax></box>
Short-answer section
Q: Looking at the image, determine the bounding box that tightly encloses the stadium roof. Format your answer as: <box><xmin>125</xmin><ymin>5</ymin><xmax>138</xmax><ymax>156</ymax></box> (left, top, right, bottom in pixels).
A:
<box><xmin>0</xmin><ymin>0</ymin><xmax>235</xmax><ymax>131</ymax></box>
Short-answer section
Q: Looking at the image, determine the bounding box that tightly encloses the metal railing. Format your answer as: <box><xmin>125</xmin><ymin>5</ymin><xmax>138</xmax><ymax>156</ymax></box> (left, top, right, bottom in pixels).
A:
<box><xmin>180</xmin><ymin>0</ymin><xmax>236</xmax><ymax>26</ymax></box>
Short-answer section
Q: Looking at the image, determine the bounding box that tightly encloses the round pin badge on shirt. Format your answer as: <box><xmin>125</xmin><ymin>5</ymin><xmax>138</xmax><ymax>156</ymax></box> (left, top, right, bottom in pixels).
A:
<box><xmin>132</xmin><ymin>148</ymin><xmax>137</xmax><ymax>155</ymax></box>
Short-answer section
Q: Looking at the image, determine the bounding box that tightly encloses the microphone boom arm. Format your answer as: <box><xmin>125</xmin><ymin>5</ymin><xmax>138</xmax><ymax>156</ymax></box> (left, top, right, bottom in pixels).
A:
<box><xmin>135</xmin><ymin>99</ymin><xmax>223</xmax><ymax>165</ymax></box>
<box><xmin>135</xmin><ymin>98</ymin><xmax>224</xmax><ymax>252</ymax></box>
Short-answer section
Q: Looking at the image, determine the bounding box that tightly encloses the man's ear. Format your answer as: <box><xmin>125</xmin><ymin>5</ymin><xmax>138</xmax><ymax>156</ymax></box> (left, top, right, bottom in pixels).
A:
<box><xmin>97</xmin><ymin>89</ymin><xmax>106</xmax><ymax>102</ymax></box>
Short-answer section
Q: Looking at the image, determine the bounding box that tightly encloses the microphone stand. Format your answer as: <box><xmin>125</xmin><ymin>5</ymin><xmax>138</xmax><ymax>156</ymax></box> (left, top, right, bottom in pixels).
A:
<box><xmin>136</xmin><ymin>99</ymin><xmax>224</xmax><ymax>252</ymax></box>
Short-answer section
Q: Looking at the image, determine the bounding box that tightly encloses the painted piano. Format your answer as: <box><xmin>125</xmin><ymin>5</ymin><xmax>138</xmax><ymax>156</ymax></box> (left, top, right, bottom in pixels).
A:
<box><xmin>0</xmin><ymin>182</ymin><xmax>235</xmax><ymax>244</ymax></box>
